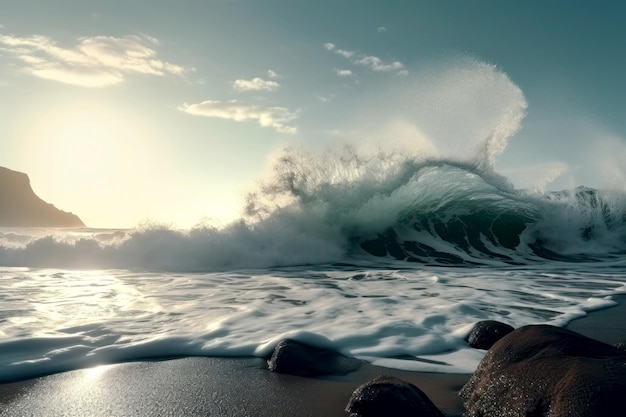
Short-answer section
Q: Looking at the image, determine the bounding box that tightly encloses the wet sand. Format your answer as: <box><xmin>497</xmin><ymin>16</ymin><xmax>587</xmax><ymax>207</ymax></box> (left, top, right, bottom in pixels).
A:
<box><xmin>0</xmin><ymin>295</ymin><xmax>623</xmax><ymax>416</ymax></box>
<box><xmin>0</xmin><ymin>358</ymin><xmax>469</xmax><ymax>417</ymax></box>
<box><xmin>565</xmin><ymin>294</ymin><xmax>626</xmax><ymax>346</ymax></box>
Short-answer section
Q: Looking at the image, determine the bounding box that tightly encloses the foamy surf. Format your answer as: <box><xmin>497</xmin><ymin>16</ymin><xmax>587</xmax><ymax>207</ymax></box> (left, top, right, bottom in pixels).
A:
<box><xmin>0</xmin><ymin>261</ymin><xmax>625</xmax><ymax>382</ymax></box>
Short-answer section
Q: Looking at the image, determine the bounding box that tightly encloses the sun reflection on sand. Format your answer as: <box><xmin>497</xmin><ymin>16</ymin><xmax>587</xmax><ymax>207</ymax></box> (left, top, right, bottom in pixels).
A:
<box><xmin>82</xmin><ymin>364</ymin><xmax>111</xmax><ymax>381</ymax></box>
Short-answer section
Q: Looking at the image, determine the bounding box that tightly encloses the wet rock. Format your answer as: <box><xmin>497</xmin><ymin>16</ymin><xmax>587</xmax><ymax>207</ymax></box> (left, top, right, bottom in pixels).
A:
<box><xmin>346</xmin><ymin>375</ymin><xmax>444</xmax><ymax>417</ymax></box>
<box><xmin>460</xmin><ymin>324</ymin><xmax>626</xmax><ymax>417</ymax></box>
<box><xmin>267</xmin><ymin>339</ymin><xmax>361</xmax><ymax>377</ymax></box>
<box><xmin>464</xmin><ymin>320</ymin><xmax>514</xmax><ymax>350</ymax></box>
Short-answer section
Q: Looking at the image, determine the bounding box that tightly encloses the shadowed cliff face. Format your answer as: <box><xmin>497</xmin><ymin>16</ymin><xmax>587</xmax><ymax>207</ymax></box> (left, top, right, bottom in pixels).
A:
<box><xmin>0</xmin><ymin>167</ymin><xmax>85</xmax><ymax>227</ymax></box>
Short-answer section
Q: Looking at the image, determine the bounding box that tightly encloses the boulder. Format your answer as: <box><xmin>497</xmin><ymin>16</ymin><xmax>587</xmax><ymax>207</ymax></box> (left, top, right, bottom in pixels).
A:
<box><xmin>460</xmin><ymin>324</ymin><xmax>626</xmax><ymax>417</ymax></box>
<box><xmin>345</xmin><ymin>375</ymin><xmax>444</xmax><ymax>417</ymax></box>
<box><xmin>267</xmin><ymin>339</ymin><xmax>361</xmax><ymax>377</ymax></box>
<box><xmin>464</xmin><ymin>320</ymin><xmax>514</xmax><ymax>350</ymax></box>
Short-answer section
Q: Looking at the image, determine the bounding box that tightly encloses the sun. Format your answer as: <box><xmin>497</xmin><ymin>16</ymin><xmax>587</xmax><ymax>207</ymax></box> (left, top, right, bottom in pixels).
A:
<box><xmin>13</xmin><ymin>94</ymin><xmax>241</xmax><ymax>229</ymax></box>
<box><xmin>50</xmin><ymin>108</ymin><xmax>126</xmax><ymax>185</ymax></box>
<box><xmin>11</xmin><ymin>95</ymin><xmax>170</xmax><ymax>227</ymax></box>
<box><xmin>47</xmin><ymin>115</ymin><xmax>122</xmax><ymax>185</ymax></box>
<box><xmin>20</xmin><ymin>99</ymin><xmax>146</xmax><ymax>190</ymax></box>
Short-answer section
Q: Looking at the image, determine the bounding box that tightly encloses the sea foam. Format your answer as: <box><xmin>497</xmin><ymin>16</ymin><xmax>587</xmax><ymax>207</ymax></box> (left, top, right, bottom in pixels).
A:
<box><xmin>0</xmin><ymin>263</ymin><xmax>624</xmax><ymax>381</ymax></box>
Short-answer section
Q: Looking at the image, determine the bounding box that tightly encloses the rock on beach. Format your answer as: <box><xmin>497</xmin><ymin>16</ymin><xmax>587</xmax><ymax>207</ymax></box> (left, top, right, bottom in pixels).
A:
<box><xmin>267</xmin><ymin>339</ymin><xmax>362</xmax><ymax>377</ymax></box>
<box><xmin>346</xmin><ymin>375</ymin><xmax>445</xmax><ymax>417</ymax></box>
<box><xmin>464</xmin><ymin>319</ymin><xmax>515</xmax><ymax>350</ymax></box>
<box><xmin>460</xmin><ymin>324</ymin><xmax>626</xmax><ymax>417</ymax></box>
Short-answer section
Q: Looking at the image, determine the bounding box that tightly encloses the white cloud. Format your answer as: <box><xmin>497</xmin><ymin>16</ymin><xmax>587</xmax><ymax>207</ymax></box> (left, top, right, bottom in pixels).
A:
<box><xmin>324</xmin><ymin>42</ymin><xmax>406</xmax><ymax>74</ymax></box>
<box><xmin>267</xmin><ymin>69</ymin><xmax>281</xmax><ymax>79</ymax></box>
<box><xmin>377</xmin><ymin>26</ymin><xmax>387</xmax><ymax>33</ymax></box>
<box><xmin>180</xmin><ymin>100</ymin><xmax>298</xmax><ymax>134</ymax></box>
<box><xmin>354</xmin><ymin>55</ymin><xmax>404</xmax><ymax>72</ymax></box>
<box><xmin>314</xmin><ymin>93</ymin><xmax>334</xmax><ymax>103</ymax></box>
<box><xmin>0</xmin><ymin>32</ymin><xmax>189</xmax><ymax>87</ymax></box>
<box><xmin>233</xmin><ymin>76</ymin><xmax>280</xmax><ymax>92</ymax></box>
<box><xmin>334</xmin><ymin>68</ymin><xmax>353</xmax><ymax>77</ymax></box>
<box><xmin>138</xmin><ymin>32</ymin><xmax>159</xmax><ymax>45</ymax></box>
<box><xmin>324</xmin><ymin>43</ymin><xmax>355</xmax><ymax>59</ymax></box>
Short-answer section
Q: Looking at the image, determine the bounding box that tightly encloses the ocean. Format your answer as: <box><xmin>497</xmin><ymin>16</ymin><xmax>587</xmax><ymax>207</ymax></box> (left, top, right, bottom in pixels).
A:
<box><xmin>1</xmin><ymin>156</ymin><xmax>625</xmax><ymax>383</ymax></box>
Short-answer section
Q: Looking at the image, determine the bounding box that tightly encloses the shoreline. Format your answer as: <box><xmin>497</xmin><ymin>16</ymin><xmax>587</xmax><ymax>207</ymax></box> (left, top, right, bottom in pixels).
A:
<box><xmin>0</xmin><ymin>358</ymin><xmax>470</xmax><ymax>417</ymax></box>
<box><xmin>564</xmin><ymin>294</ymin><xmax>626</xmax><ymax>346</ymax></box>
<box><xmin>0</xmin><ymin>296</ymin><xmax>623</xmax><ymax>416</ymax></box>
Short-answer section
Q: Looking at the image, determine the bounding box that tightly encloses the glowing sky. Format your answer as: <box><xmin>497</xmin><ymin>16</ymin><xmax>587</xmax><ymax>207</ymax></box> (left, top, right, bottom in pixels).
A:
<box><xmin>1</xmin><ymin>1</ymin><xmax>625</xmax><ymax>228</ymax></box>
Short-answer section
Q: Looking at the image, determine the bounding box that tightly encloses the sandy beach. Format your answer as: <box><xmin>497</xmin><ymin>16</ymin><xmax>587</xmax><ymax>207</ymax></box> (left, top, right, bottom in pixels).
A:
<box><xmin>0</xmin><ymin>295</ymin><xmax>623</xmax><ymax>417</ymax></box>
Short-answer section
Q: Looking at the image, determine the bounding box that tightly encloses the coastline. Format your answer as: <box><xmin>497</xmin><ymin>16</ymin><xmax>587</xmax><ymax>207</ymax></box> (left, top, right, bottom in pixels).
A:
<box><xmin>0</xmin><ymin>296</ymin><xmax>623</xmax><ymax>416</ymax></box>
<box><xmin>564</xmin><ymin>294</ymin><xmax>626</xmax><ymax>346</ymax></box>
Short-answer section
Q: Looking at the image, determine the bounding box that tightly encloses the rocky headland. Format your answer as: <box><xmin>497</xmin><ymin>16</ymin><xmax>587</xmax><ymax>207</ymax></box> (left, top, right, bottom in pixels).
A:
<box><xmin>0</xmin><ymin>166</ymin><xmax>85</xmax><ymax>227</ymax></box>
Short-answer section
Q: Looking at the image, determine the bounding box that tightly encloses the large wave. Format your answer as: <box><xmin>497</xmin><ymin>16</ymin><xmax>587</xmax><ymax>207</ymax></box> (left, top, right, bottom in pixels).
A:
<box><xmin>1</xmin><ymin>58</ymin><xmax>625</xmax><ymax>271</ymax></box>
<box><xmin>1</xmin><ymin>154</ymin><xmax>625</xmax><ymax>271</ymax></box>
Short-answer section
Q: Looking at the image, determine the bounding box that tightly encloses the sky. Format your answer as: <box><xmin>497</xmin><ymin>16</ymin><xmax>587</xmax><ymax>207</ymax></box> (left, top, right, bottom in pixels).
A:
<box><xmin>1</xmin><ymin>0</ymin><xmax>625</xmax><ymax>228</ymax></box>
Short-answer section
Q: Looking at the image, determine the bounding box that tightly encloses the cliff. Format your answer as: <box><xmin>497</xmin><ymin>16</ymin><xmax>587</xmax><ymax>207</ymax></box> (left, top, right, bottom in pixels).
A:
<box><xmin>0</xmin><ymin>166</ymin><xmax>86</xmax><ymax>227</ymax></box>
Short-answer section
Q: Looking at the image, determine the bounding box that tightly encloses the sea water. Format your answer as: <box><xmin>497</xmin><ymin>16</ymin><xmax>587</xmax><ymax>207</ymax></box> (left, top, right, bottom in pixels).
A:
<box><xmin>1</xmin><ymin>58</ymin><xmax>626</xmax><ymax>382</ymax></box>
<box><xmin>0</xmin><ymin>256</ymin><xmax>624</xmax><ymax>382</ymax></box>
<box><xmin>1</xmin><ymin>161</ymin><xmax>625</xmax><ymax>383</ymax></box>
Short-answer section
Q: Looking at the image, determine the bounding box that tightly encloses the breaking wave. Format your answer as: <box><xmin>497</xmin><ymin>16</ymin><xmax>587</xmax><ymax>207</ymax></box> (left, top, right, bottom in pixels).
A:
<box><xmin>1</xmin><ymin>152</ymin><xmax>625</xmax><ymax>271</ymax></box>
<box><xmin>2</xmin><ymin>57</ymin><xmax>625</xmax><ymax>271</ymax></box>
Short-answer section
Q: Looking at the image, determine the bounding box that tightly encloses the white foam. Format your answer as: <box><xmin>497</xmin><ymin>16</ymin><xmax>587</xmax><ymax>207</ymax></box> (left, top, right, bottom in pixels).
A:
<box><xmin>0</xmin><ymin>260</ymin><xmax>624</xmax><ymax>382</ymax></box>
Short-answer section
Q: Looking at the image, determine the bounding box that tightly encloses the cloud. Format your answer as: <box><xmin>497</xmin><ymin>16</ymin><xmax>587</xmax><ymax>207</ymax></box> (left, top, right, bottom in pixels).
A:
<box><xmin>377</xmin><ymin>26</ymin><xmax>387</xmax><ymax>33</ymax></box>
<box><xmin>354</xmin><ymin>55</ymin><xmax>404</xmax><ymax>72</ymax></box>
<box><xmin>267</xmin><ymin>69</ymin><xmax>281</xmax><ymax>79</ymax></box>
<box><xmin>180</xmin><ymin>100</ymin><xmax>298</xmax><ymax>134</ymax></box>
<box><xmin>334</xmin><ymin>68</ymin><xmax>353</xmax><ymax>77</ymax></box>
<box><xmin>314</xmin><ymin>93</ymin><xmax>334</xmax><ymax>103</ymax></box>
<box><xmin>233</xmin><ymin>76</ymin><xmax>280</xmax><ymax>92</ymax></box>
<box><xmin>324</xmin><ymin>42</ymin><xmax>406</xmax><ymax>74</ymax></box>
<box><xmin>0</xmin><ymin>32</ymin><xmax>189</xmax><ymax>87</ymax></box>
<box><xmin>324</xmin><ymin>43</ymin><xmax>354</xmax><ymax>59</ymax></box>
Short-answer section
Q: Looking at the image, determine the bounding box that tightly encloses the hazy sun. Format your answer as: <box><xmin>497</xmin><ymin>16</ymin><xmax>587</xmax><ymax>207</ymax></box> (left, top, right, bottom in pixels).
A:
<box><xmin>21</xmin><ymin>100</ymin><xmax>148</xmax><ymax>190</ymax></box>
<box><xmin>50</xmin><ymin>117</ymin><xmax>121</xmax><ymax>184</ymax></box>
<box><xmin>11</xmin><ymin>96</ymin><xmax>173</xmax><ymax>227</ymax></box>
<box><xmin>14</xmin><ymin>96</ymin><xmax>238</xmax><ymax>228</ymax></box>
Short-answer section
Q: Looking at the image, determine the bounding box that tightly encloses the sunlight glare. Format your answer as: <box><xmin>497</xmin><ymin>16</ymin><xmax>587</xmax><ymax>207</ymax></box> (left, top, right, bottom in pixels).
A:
<box><xmin>26</xmin><ymin>102</ymin><xmax>142</xmax><ymax>189</ymax></box>
<box><xmin>83</xmin><ymin>364</ymin><xmax>111</xmax><ymax>381</ymax></box>
<box><xmin>13</xmin><ymin>96</ymin><xmax>174</xmax><ymax>227</ymax></box>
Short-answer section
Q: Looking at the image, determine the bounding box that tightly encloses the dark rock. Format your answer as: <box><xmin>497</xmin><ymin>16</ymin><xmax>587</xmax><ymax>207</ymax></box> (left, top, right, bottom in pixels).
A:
<box><xmin>464</xmin><ymin>320</ymin><xmax>514</xmax><ymax>350</ymax></box>
<box><xmin>0</xmin><ymin>166</ymin><xmax>85</xmax><ymax>227</ymax></box>
<box><xmin>346</xmin><ymin>375</ymin><xmax>444</xmax><ymax>417</ymax></box>
<box><xmin>460</xmin><ymin>324</ymin><xmax>626</xmax><ymax>417</ymax></box>
<box><xmin>267</xmin><ymin>339</ymin><xmax>361</xmax><ymax>377</ymax></box>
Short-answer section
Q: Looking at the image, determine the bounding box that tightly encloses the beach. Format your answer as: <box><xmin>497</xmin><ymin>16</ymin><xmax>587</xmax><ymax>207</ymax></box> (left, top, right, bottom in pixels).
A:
<box><xmin>0</xmin><ymin>295</ymin><xmax>623</xmax><ymax>417</ymax></box>
<box><xmin>2</xmin><ymin>1</ymin><xmax>625</xmax><ymax>415</ymax></box>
